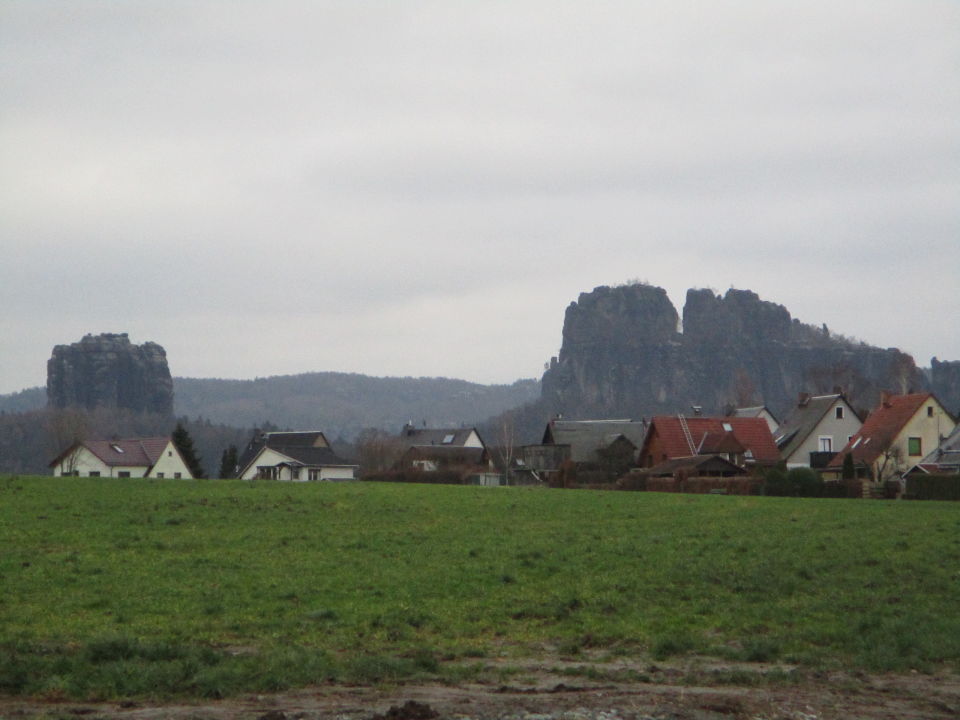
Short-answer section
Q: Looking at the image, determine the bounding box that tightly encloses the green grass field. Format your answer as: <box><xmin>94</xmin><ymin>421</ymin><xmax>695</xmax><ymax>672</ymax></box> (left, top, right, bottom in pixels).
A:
<box><xmin>2</xmin><ymin>475</ymin><xmax>959</xmax><ymax>699</ymax></box>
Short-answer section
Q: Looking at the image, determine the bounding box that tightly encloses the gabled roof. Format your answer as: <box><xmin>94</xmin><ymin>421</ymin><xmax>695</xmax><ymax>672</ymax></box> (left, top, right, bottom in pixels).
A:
<box><xmin>775</xmin><ymin>394</ymin><xmax>860</xmax><ymax>459</ymax></box>
<box><xmin>827</xmin><ymin>393</ymin><xmax>942</xmax><ymax>468</ymax></box>
<box><xmin>400</xmin><ymin>426</ymin><xmax>483</xmax><ymax>448</ymax></box>
<box><xmin>644</xmin><ymin>416</ymin><xmax>780</xmax><ymax>463</ymax></box>
<box><xmin>49</xmin><ymin>437</ymin><xmax>171</xmax><ymax>469</ymax></box>
<box><xmin>730</xmin><ymin>405</ymin><xmax>779</xmax><ymax>423</ymax></box>
<box><xmin>542</xmin><ymin>419</ymin><xmax>647</xmax><ymax>463</ymax></box>
<box><xmin>258</xmin><ymin>431</ymin><xmax>330</xmax><ymax>448</ymax></box>
<box><xmin>241</xmin><ymin>444</ymin><xmax>355</xmax><ymax>475</ymax></box>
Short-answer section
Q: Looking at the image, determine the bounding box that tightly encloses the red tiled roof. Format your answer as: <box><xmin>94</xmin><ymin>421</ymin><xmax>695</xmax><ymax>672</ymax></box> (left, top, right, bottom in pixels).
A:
<box><xmin>827</xmin><ymin>393</ymin><xmax>932</xmax><ymax>468</ymax></box>
<box><xmin>646</xmin><ymin>416</ymin><xmax>780</xmax><ymax>462</ymax></box>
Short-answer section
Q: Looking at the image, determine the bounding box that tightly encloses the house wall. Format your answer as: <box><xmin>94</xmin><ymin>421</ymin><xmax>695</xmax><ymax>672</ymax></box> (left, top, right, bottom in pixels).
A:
<box><xmin>148</xmin><ymin>441</ymin><xmax>194</xmax><ymax>479</ymax></box>
<box><xmin>240</xmin><ymin>447</ymin><xmax>294</xmax><ymax>480</ymax></box>
<box><xmin>464</xmin><ymin>430</ymin><xmax>484</xmax><ymax>448</ymax></box>
<box><xmin>876</xmin><ymin>400</ymin><xmax>957</xmax><ymax>480</ymax></box>
<box><xmin>317</xmin><ymin>466</ymin><xmax>356</xmax><ymax>481</ymax></box>
<box><xmin>785</xmin><ymin>399</ymin><xmax>863</xmax><ymax>468</ymax></box>
<box><xmin>641</xmin><ymin>429</ymin><xmax>668</xmax><ymax>467</ymax></box>
<box><xmin>52</xmin><ymin>448</ymin><xmax>113</xmax><ymax>477</ymax></box>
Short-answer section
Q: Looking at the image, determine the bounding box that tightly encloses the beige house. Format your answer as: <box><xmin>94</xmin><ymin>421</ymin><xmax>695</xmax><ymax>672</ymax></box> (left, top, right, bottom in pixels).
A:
<box><xmin>775</xmin><ymin>393</ymin><xmax>862</xmax><ymax>469</ymax></box>
<box><xmin>50</xmin><ymin>437</ymin><xmax>193</xmax><ymax>479</ymax></box>
<box><xmin>825</xmin><ymin>393</ymin><xmax>957</xmax><ymax>481</ymax></box>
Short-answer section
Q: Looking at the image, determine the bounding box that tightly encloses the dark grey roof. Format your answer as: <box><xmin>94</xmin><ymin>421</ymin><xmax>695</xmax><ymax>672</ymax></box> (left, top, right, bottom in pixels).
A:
<box><xmin>543</xmin><ymin>419</ymin><xmax>647</xmax><ymax>463</ymax></box>
<box><xmin>731</xmin><ymin>406</ymin><xmax>779</xmax><ymax>424</ymax></box>
<box><xmin>268</xmin><ymin>446</ymin><xmax>354</xmax><ymax>467</ymax></box>
<box><xmin>399</xmin><ymin>426</ymin><xmax>483</xmax><ymax>448</ymax></box>
<box><xmin>774</xmin><ymin>394</ymin><xmax>857</xmax><ymax>460</ymax></box>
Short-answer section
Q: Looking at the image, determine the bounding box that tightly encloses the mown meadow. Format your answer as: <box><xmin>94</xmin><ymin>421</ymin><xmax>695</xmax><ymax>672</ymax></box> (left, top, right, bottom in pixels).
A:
<box><xmin>1</xmin><ymin>475</ymin><xmax>959</xmax><ymax>699</ymax></box>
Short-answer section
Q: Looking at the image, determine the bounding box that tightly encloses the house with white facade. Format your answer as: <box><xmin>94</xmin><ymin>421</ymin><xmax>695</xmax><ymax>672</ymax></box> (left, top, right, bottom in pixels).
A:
<box><xmin>237</xmin><ymin>430</ymin><xmax>357</xmax><ymax>481</ymax></box>
<box><xmin>775</xmin><ymin>393</ymin><xmax>862</xmax><ymax>469</ymax></box>
<box><xmin>50</xmin><ymin>437</ymin><xmax>193</xmax><ymax>479</ymax></box>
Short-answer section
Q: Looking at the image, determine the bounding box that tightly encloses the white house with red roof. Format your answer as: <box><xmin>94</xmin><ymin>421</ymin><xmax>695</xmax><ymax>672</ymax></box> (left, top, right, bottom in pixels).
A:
<box><xmin>825</xmin><ymin>393</ymin><xmax>956</xmax><ymax>481</ymax></box>
<box><xmin>50</xmin><ymin>437</ymin><xmax>193</xmax><ymax>479</ymax></box>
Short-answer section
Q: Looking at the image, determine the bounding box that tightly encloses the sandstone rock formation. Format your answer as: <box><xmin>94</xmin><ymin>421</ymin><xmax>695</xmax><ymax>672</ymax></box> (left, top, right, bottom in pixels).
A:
<box><xmin>47</xmin><ymin>333</ymin><xmax>174</xmax><ymax>416</ymax></box>
<box><xmin>541</xmin><ymin>284</ymin><xmax>932</xmax><ymax>421</ymax></box>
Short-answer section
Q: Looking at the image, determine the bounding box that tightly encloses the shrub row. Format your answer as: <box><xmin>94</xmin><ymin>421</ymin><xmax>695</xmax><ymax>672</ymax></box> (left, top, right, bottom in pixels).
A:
<box><xmin>904</xmin><ymin>474</ymin><xmax>960</xmax><ymax>501</ymax></box>
<box><xmin>363</xmin><ymin>469</ymin><xmax>464</xmax><ymax>485</ymax></box>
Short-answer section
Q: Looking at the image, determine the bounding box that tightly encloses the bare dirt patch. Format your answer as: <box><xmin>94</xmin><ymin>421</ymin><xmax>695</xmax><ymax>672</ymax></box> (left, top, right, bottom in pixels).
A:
<box><xmin>2</xmin><ymin>659</ymin><xmax>957</xmax><ymax>720</ymax></box>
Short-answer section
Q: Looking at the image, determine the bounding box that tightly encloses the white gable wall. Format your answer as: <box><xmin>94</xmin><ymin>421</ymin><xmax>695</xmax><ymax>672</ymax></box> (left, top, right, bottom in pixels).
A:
<box><xmin>148</xmin><ymin>441</ymin><xmax>194</xmax><ymax>479</ymax></box>
<box><xmin>784</xmin><ymin>398</ymin><xmax>863</xmax><ymax>468</ymax></box>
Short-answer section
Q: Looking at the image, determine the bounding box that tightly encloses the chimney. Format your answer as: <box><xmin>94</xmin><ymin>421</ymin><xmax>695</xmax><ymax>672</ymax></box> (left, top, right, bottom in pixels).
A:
<box><xmin>880</xmin><ymin>391</ymin><xmax>891</xmax><ymax>408</ymax></box>
<box><xmin>798</xmin><ymin>392</ymin><xmax>810</xmax><ymax>407</ymax></box>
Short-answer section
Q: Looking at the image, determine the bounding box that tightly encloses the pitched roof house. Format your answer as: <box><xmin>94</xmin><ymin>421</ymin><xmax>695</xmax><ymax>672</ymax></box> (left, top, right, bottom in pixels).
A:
<box><xmin>50</xmin><ymin>437</ymin><xmax>193</xmax><ymax>479</ymax></box>
<box><xmin>399</xmin><ymin>424</ymin><xmax>486</xmax><ymax>449</ymax></box>
<box><xmin>774</xmin><ymin>393</ymin><xmax>863</xmax><ymax>469</ymax></box>
<box><xmin>728</xmin><ymin>405</ymin><xmax>780</xmax><ymax>435</ymax></box>
<box><xmin>825</xmin><ymin>393</ymin><xmax>957</xmax><ymax>481</ymax></box>
<box><xmin>639</xmin><ymin>416</ymin><xmax>780</xmax><ymax>468</ymax></box>
<box><xmin>237</xmin><ymin>430</ymin><xmax>357</xmax><ymax>481</ymax></box>
<box><xmin>540</xmin><ymin>419</ymin><xmax>648</xmax><ymax>463</ymax></box>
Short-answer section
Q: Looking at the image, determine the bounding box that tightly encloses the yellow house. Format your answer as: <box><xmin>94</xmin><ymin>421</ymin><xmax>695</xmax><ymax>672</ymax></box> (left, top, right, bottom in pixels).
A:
<box><xmin>825</xmin><ymin>393</ymin><xmax>957</xmax><ymax>481</ymax></box>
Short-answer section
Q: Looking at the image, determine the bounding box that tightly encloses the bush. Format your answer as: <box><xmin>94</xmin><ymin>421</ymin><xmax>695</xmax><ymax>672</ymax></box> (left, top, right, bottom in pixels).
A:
<box><xmin>787</xmin><ymin>467</ymin><xmax>824</xmax><ymax>497</ymax></box>
<box><xmin>764</xmin><ymin>468</ymin><xmax>824</xmax><ymax>497</ymax></box>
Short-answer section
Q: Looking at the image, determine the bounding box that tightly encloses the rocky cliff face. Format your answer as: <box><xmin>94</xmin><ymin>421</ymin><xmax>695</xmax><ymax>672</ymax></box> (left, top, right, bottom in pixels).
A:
<box><xmin>931</xmin><ymin>358</ymin><xmax>960</xmax><ymax>416</ymax></box>
<box><xmin>47</xmin><ymin>333</ymin><xmax>174</xmax><ymax>416</ymax></box>
<box><xmin>541</xmin><ymin>284</ymin><xmax>932</xmax><ymax>421</ymax></box>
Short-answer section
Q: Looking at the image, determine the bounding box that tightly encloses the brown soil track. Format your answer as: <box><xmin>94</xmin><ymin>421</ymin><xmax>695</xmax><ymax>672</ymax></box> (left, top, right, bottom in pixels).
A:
<box><xmin>2</xmin><ymin>659</ymin><xmax>957</xmax><ymax>719</ymax></box>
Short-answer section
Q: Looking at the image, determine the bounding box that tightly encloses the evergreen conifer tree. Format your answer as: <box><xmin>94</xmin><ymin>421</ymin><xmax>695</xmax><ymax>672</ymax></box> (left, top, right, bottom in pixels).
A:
<box><xmin>841</xmin><ymin>452</ymin><xmax>856</xmax><ymax>480</ymax></box>
<box><xmin>219</xmin><ymin>444</ymin><xmax>238</xmax><ymax>479</ymax></box>
<box><xmin>172</xmin><ymin>422</ymin><xmax>205</xmax><ymax>478</ymax></box>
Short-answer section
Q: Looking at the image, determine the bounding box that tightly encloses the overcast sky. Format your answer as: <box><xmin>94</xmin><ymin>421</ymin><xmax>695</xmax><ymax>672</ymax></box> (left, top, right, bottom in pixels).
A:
<box><xmin>1</xmin><ymin>1</ymin><xmax>958</xmax><ymax>395</ymax></box>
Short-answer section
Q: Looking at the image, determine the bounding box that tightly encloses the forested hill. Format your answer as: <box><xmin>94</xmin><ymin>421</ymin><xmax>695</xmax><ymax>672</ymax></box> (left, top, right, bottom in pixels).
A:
<box><xmin>172</xmin><ymin>373</ymin><xmax>540</xmax><ymax>438</ymax></box>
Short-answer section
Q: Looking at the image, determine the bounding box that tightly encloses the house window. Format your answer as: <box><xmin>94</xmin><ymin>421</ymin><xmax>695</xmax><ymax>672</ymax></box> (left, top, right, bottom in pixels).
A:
<box><xmin>291</xmin><ymin>467</ymin><xmax>300</xmax><ymax>480</ymax></box>
<box><xmin>835</xmin><ymin>406</ymin><xmax>844</xmax><ymax>419</ymax></box>
<box><xmin>309</xmin><ymin>469</ymin><xmax>321</xmax><ymax>481</ymax></box>
<box><xmin>928</xmin><ymin>406</ymin><xmax>934</xmax><ymax>417</ymax></box>
<box><xmin>118</xmin><ymin>471</ymin><xmax>130</xmax><ymax>478</ymax></box>
<box><xmin>156</xmin><ymin>472</ymin><xmax>164</xmax><ymax>479</ymax></box>
<box><xmin>174</xmin><ymin>472</ymin><xmax>182</xmax><ymax>479</ymax></box>
<box><xmin>88</xmin><ymin>471</ymin><xmax>100</xmax><ymax>477</ymax></box>
<box><xmin>818</xmin><ymin>437</ymin><xmax>833</xmax><ymax>453</ymax></box>
<box><xmin>908</xmin><ymin>437</ymin><xmax>922</xmax><ymax>456</ymax></box>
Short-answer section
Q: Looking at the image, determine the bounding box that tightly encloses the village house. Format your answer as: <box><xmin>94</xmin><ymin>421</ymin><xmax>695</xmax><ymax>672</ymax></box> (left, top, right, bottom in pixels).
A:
<box><xmin>727</xmin><ymin>405</ymin><xmax>779</xmax><ymax>435</ymax></box>
<box><xmin>774</xmin><ymin>392</ymin><xmax>863</xmax><ymax>469</ymax></box>
<box><xmin>395</xmin><ymin>424</ymin><xmax>497</xmax><ymax>482</ymax></box>
<box><xmin>519</xmin><ymin>418</ymin><xmax>649</xmax><ymax>482</ymax></box>
<box><xmin>824</xmin><ymin>392</ymin><xmax>957</xmax><ymax>482</ymax></box>
<box><xmin>49</xmin><ymin>436</ymin><xmax>193</xmax><ymax>479</ymax></box>
<box><xmin>237</xmin><ymin>430</ymin><xmax>357</xmax><ymax>481</ymax></box>
<box><xmin>639</xmin><ymin>415</ymin><xmax>780</xmax><ymax>468</ymax></box>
